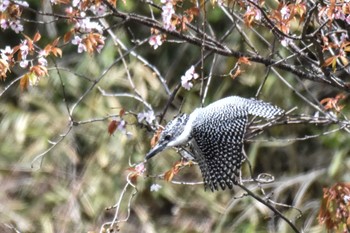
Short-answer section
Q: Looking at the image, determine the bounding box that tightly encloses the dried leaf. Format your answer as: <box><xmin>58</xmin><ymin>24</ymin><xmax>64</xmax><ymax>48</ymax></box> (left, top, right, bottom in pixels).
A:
<box><xmin>52</xmin><ymin>47</ymin><xmax>62</xmax><ymax>57</ymax></box>
<box><xmin>129</xmin><ymin>173</ymin><xmax>138</xmax><ymax>185</ymax></box>
<box><xmin>339</xmin><ymin>56</ymin><xmax>348</xmax><ymax>66</ymax></box>
<box><xmin>108</xmin><ymin>120</ymin><xmax>119</xmax><ymax>135</ymax></box>
<box><xmin>230</xmin><ymin>66</ymin><xmax>244</xmax><ymax>79</ymax></box>
<box><xmin>320</xmin><ymin>94</ymin><xmax>346</xmax><ymax>112</ymax></box>
<box><xmin>0</xmin><ymin>59</ymin><xmax>10</xmax><ymax>80</ymax></box>
<box><xmin>63</xmin><ymin>30</ymin><xmax>73</xmax><ymax>43</ymax></box>
<box><xmin>323</xmin><ymin>56</ymin><xmax>336</xmax><ymax>68</ymax></box>
<box><xmin>119</xmin><ymin>108</ymin><xmax>125</xmax><ymax>117</ymax></box>
<box><xmin>318</xmin><ymin>183</ymin><xmax>350</xmax><ymax>231</ymax></box>
<box><xmin>20</xmin><ymin>73</ymin><xmax>30</xmax><ymax>91</ymax></box>
<box><xmin>33</xmin><ymin>31</ymin><xmax>41</xmax><ymax>42</ymax></box>
<box><xmin>30</xmin><ymin>65</ymin><xmax>48</xmax><ymax>77</ymax></box>
<box><xmin>23</xmin><ymin>34</ymin><xmax>34</xmax><ymax>51</ymax></box>
<box><xmin>238</xmin><ymin>56</ymin><xmax>251</xmax><ymax>65</ymax></box>
<box><xmin>164</xmin><ymin>169</ymin><xmax>175</xmax><ymax>182</ymax></box>
<box><xmin>150</xmin><ymin>128</ymin><xmax>163</xmax><ymax>148</ymax></box>
<box><xmin>52</xmin><ymin>37</ymin><xmax>60</xmax><ymax>47</ymax></box>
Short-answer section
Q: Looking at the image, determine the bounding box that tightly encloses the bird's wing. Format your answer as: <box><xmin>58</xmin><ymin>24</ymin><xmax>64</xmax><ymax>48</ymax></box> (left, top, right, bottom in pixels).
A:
<box><xmin>191</xmin><ymin>106</ymin><xmax>248</xmax><ymax>191</ymax></box>
<box><xmin>206</xmin><ymin>96</ymin><xmax>284</xmax><ymax>119</ymax></box>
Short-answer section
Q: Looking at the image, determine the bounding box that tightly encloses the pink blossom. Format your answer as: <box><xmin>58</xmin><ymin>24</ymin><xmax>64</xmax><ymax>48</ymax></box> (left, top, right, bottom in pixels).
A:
<box><xmin>20</xmin><ymin>60</ymin><xmax>29</xmax><ymax>68</ymax></box>
<box><xmin>38</xmin><ymin>57</ymin><xmax>48</xmax><ymax>66</ymax></box>
<box><xmin>96</xmin><ymin>43</ymin><xmax>104</xmax><ymax>53</ymax></box>
<box><xmin>184</xmin><ymin>66</ymin><xmax>199</xmax><ymax>80</ymax></box>
<box><xmin>137</xmin><ymin>110</ymin><xmax>155</xmax><ymax>124</ymax></box>
<box><xmin>334</xmin><ymin>8</ymin><xmax>345</xmax><ymax>20</ymax></box>
<box><xmin>20</xmin><ymin>40</ymin><xmax>29</xmax><ymax>59</ymax></box>
<box><xmin>39</xmin><ymin>50</ymin><xmax>48</xmax><ymax>57</ymax></box>
<box><xmin>0</xmin><ymin>19</ymin><xmax>9</xmax><ymax>30</ymax></box>
<box><xmin>77</xmin><ymin>43</ymin><xmax>87</xmax><ymax>53</ymax></box>
<box><xmin>71</xmin><ymin>35</ymin><xmax>82</xmax><ymax>45</ymax></box>
<box><xmin>340</xmin><ymin>33</ymin><xmax>348</xmax><ymax>42</ymax></box>
<box><xmin>117</xmin><ymin>119</ymin><xmax>126</xmax><ymax>132</ymax></box>
<box><xmin>9</xmin><ymin>20</ymin><xmax>24</xmax><ymax>33</ymax></box>
<box><xmin>72</xmin><ymin>0</ymin><xmax>80</xmax><ymax>7</ymax></box>
<box><xmin>149</xmin><ymin>35</ymin><xmax>163</xmax><ymax>49</ymax></box>
<box><xmin>1</xmin><ymin>46</ymin><xmax>13</xmax><ymax>55</ymax></box>
<box><xmin>181</xmin><ymin>66</ymin><xmax>199</xmax><ymax>90</ymax></box>
<box><xmin>0</xmin><ymin>46</ymin><xmax>12</xmax><ymax>61</ymax></box>
<box><xmin>75</xmin><ymin>18</ymin><xmax>103</xmax><ymax>33</ymax></box>
<box><xmin>346</xmin><ymin>15</ymin><xmax>350</xmax><ymax>24</ymax></box>
<box><xmin>90</xmin><ymin>4</ymin><xmax>107</xmax><ymax>16</ymax></box>
<box><xmin>135</xmin><ymin>162</ymin><xmax>146</xmax><ymax>174</ymax></box>
<box><xmin>281</xmin><ymin>37</ymin><xmax>292</xmax><ymax>47</ymax></box>
<box><xmin>72</xmin><ymin>36</ymin><xmax>87</xmax><ymax>53</ymax></box>
<box><xmin>254</xmin><ymin>8</ymin><xmax>262</xmax><ymax>21</ymax></box>
<box><xmin>181</xmin><ymin>77</ymin><xmax>193</xmax><ymax>90</ymax></box>
<box><xmin>14</xmin><ymin>0</ymin><xmax>29</xmax><ymax>7</ymax></box>
<box><xmin>247</xmin><ymin>6</ymin><xmax>261</xmax><ymax>21</ymax></box>
<box><xmin>162</xmin><ymin>2</ymin><xmax>175</xmax><ymax>31</ymax></box>
<box><xmin>65</xmin><ymin>7</ymin><xmax>73</xmax><ymax>14</ymax></box>
<box><xmin>0</xmin><ymin>0</ymin><xmax>9</xmax><ymax>12</ymax></box>
<box><xmin>280</xmin><ymin>6</ymin><xmax>290</xmax><ymax>20</ymax></box>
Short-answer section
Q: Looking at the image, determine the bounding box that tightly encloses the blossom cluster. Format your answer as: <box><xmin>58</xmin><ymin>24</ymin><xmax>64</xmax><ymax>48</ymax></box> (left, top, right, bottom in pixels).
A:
<box><xmin>181</xmin><ymin>66</ymin><xmax>199</xmax><ymax>90</ymax></box>
<box><xmin>0</xmin><ymin>0</ymin><xmax>28</xmax><ymax>33</ymax></box>
<box><xmin>137</xmin><ymin>110</ymin><xmax>156</xmax><ymax>125</ymax></box>
<box><xmin>65</xmin><ymin>4</ymin><xmax>106</xmax><ymax>54</ymax></box>
<box><xmin>149</xmin><ymin>34</ymin><xmax>163</xmax><ymax>50</ymax></box>
<box><xmin>161</xmin><ymin>0</ymin><xmax>175</xmax><ymax>31</ymax></box>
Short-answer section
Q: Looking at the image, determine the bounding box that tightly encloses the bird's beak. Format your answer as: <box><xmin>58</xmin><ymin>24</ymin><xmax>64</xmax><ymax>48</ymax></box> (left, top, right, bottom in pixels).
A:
<box><xmin>145</xmin><ymin>142</ymin><xmax>167</xmax><ymax>160</ymax></box>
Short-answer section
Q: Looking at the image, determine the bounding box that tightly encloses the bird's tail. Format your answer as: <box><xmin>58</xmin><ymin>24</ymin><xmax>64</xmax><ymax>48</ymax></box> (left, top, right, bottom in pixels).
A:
<box><xmin>244</xmin><ymin>98</ymin><xmax>284</xmax><ymax>119</ymax></box>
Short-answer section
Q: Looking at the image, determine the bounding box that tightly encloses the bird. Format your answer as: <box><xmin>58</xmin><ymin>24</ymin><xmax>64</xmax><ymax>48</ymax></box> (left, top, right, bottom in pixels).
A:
<box><xmin>145</xmin><ymin>96</ymin><xmax>284</xmax><ymax>191</ymax></box>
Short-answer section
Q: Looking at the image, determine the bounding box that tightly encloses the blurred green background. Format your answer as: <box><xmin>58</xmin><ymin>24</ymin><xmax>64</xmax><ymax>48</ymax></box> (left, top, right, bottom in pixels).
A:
<box><xmin>1</xmin><ymin>1</ymin><xmax>350</xmax><ymax>233</ymax></box>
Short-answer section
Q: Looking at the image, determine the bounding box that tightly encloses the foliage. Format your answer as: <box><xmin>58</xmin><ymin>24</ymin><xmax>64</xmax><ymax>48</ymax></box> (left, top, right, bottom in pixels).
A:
<box><xmin>319</xmin><ymin>183</ymin><xmax>350</xmax><ymax>232</ymax></box>
<box><xmin>1</xmin><ymin>0</ymin><xmax>350</xmax><ymax>233</ymax></box>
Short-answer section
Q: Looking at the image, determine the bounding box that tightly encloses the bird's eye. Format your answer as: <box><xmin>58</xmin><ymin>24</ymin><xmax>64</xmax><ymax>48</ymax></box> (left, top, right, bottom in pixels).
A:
<box><xmin>164</xmin><ymin>134</ymin><xmax>171</xmax><ymax>140</ymax></box>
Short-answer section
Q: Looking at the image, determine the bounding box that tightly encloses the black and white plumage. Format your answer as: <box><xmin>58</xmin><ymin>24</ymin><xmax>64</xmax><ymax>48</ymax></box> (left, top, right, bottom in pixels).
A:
<box><xmin>145</xmin><ymin>96</ymin><xmax>284</xmax><ymax>191</ymax></box>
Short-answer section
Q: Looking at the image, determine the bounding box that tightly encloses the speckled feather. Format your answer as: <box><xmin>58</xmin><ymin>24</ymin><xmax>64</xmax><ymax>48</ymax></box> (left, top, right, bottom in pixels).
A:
<box><xmin>190</xmin><ymin>96</ymin><xmax>284</xmax><ymax>191</ymax></box>
<box><xmin>146</xmin><ymin>96</ymin><xmax>284</xmax><ymax>191</ymax></box>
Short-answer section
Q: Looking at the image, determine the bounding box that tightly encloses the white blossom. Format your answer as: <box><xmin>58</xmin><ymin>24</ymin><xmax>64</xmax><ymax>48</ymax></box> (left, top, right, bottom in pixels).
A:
<box><xmin>150</xmin><ymin>184</ymin><xmax>162</xmax><ymax>192</ymax></box>
<box><xmin>181</xmin><ymin>66</ymin><xmax>199</xmax><ymax>90</ymax></box>
<box><xmin>9</xmin><ymin>20</ymin><xmax>24</xmax><ymax>33</ymax></box>
<box><xmin>137</xmin><ymin>110</ymin><xmax>155</xmax><ymax>124</ymax></box>
<box><xmin>0</xmin><ymin>19</ymin><xmax>9</xmax><ymax>30</ymax></box>
<box><xmin>0</xmin><ymin>0</ymin><xmax>10</xmax><ymax>12</ymax></box>
<box><xmin>149</xmin><ymin>35</ymin><xmax>163</xmax><ymax>50</ymax></box>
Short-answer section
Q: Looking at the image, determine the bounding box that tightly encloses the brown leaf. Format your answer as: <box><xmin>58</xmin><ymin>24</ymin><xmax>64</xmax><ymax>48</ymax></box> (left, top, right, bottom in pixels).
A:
<box><xmin>52</xmin><ymin>37</ymin><xmax>60</xmax><ymax>47</ymax></box>
<box><xmin>230</xmin><ymin>66</ymin><xmax>244</xmax><ymax>79</ymax></box>
<box><xmin>30</xmin><ymin>65</ymin><xmax>48</xmax><ymax>77</ymax></box>
<box><xmin>119</xmin><ymin>108</ymin><xmax>125</xmax><ymax>117</ymax></box>
<box><xmin>52</xmin><ymin>47</ymin><xmax>62</xmax><ymax>57</ymax></box>
<box><xmin>33</xmin><ymin>31</ymin><xmax>41</xmax><ymax>42</ymax></box>
<box><xmin>108</xmin><ymin>120</ymin><xmax>119</xmax><ymax>135</ymax></box>
<box><xmin>339</xmin><ymin>56</ymin><xmax>348</xmax><ymax>66</ymax></box>
<box><xmin>63</xmin><ymin>30</ymin><xmax>73</xmax><ymax>43</ymax></box>
<box><xmin>318</xmin><ymin>183</ymin><xmax>350</xmax><ymax>230</ymax></box>
<box><xmin>238</xmin><ymin>56</ymin><xmax>251</xmax><ymax>65</ymax></box>
<box><xmin>129</xmin><ymin>173</ymin><xmax>138</xmax><ymax>185</ymax></box>
<box><xmin>320</xmin><ymin>94</ymin><xmax>346</xmax><ymax>112</ymax></box>
<box><xmin>322</xmin><ymin>56</ymin><xmax>336</xmax><ymax>67</ymax></box>
<box><xmin>164</xmin><ymin>169</ymin><xmax>175</xmax><ymax>182</ymax></box>
<box><xmin>150</xmin><ymin>128</ymin><xmax>163</xmax><ymax>148</ymax></box>
<box><xmin>0</xmin><ymin>59</ymin><xmax>10</xmax><ymax>80</ymax></box>
<box><xmin>20</xmin><ymin>73</ymin><xmax>30</xmax><ymax>91</ymax></box>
